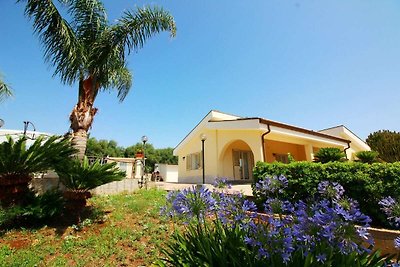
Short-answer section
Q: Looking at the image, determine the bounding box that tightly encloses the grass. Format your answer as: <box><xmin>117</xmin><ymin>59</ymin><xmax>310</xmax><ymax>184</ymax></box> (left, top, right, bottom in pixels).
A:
<box><xmin>0</xmin><ymin>189</ymin><xmax>172</xmax><ymax>267</ymax></box>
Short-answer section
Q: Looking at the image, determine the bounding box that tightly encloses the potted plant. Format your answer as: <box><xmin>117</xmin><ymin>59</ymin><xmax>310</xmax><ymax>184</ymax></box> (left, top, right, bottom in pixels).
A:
<box><xmin>135</xmin><ymin>149</ymin><xmax>143</xmax><ymax>158</ymax></box>
<box><xmin>56</xmin><ymin>156</ymin><xmax>125</xmax><ymax>211</ymax></box>
<box><xmin>0</xmin><ymin>135</ymin><xmax>75</xmax><ymax>207</ymax></box>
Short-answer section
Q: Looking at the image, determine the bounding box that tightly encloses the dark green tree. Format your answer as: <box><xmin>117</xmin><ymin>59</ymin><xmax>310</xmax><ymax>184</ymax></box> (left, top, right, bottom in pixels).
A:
<box><xmin>87</xmin><ymin>138</ymin><xmax>177</xmax><ymax>172</ymax></box>
<box><xmin>86</xmin><ymin>137</ymin><xmax>124</xmax><ymax>157</ymax></box>
<box><xmin>19</xmin><ymin>0</ymin><xmax>176</xmax><ymax>158</ymax></box>
<box><xmin>366</xmin><ymin>130</ymin><xmax>400</xmax><ymax>162</ymax></box>
<box><xmin>125</xmin><ymin>142</ymin><xmax>156</xmax><ymax>172</ymax></box>
<box><xmin>155</xmin><ymin>148</ymin><xmax>178</xmax><ymax>165</ymax></box>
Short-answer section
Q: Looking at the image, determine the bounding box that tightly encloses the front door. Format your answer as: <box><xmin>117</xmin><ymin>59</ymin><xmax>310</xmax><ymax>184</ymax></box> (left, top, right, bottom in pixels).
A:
<box><xmin>232</xmin><ymin>150</ymin><xmax>254</xmax><ymax>180</ymax></box>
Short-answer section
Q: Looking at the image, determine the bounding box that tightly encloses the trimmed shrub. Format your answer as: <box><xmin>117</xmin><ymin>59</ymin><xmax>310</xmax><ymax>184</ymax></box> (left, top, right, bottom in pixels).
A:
<box><xmin>314</xmin><ymin>147</ymin><xmax>346</xmax><ymax>163</ymax></box>
<box><xmin>253</xmin><ymin>161</ymin><xmax>400</xmax><ymax>228</ymax></box>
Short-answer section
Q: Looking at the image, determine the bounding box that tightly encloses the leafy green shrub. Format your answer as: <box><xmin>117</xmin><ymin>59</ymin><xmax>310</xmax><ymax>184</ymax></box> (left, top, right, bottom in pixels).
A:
<box><xmin>0</xmin><ymin>135</ymin><xmax>76</xmax><ymax>207</ymax></box>
<box><xmin>0</xmin><ymin>190</ymin><xmax>65</xmax><ymax>228</ymax></box>
<box><xmin>314</xmin><ymin>147</ymin><xmax>346</xmax><ymax>163</ymax></box>
<box><xmin>56</xmin><ymin>156</ymin><xmax>125</xmax><ymax>191</ymax></box>
<box><xmin>0</xmin><ymin>135</ymin><xmax>76</xmax><ymax>176</ymax></box>
<box><xmin>253</xmin><ymin>161</ymin><xmax>400</xmax><ymax>228</ymax></box>
<box><xmin>158</xmin><ymin>221</ymin><xmax>262</xmax><ymax>266</ymax></box>
<box><xmin>356</xmin><ymin>151</ymin><xmax>379</xmax><ymax>164</ymax></box>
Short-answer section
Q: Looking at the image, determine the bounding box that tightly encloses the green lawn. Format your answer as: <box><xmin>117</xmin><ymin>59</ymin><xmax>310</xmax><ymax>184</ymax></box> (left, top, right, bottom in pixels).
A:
<box><xmin>0</xmin><ymin>189</ymin><xmax>171</xmax><ymax>267</ymax></box>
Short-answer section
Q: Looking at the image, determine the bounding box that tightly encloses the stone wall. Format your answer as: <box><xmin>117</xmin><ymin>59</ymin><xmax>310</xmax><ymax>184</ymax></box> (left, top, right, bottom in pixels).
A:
<box><xmin>31</xmin><ymin>177</ymin><xmax>141</xmax><ymax>196</ymax></box>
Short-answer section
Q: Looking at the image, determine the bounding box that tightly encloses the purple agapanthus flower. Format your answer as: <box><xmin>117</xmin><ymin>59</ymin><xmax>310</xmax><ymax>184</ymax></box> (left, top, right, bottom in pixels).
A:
<box><xmin>163</xmin><ymin>185</ymin><xmax>217</xmax><ymax>221</ymax></box>
<box><xmin>318</xmin><ymin>181</ymin><xmax>345</xmax><ymax>200</ymax></box>
<box><xmin>394</xmin><ymin>236</ymin><xmax>400</xmax><ymax>249</ymax></box>
<box><xmin>162</xmin><ymin>180</ymin><xmax>377</xmax><ymax>265</ymax></box>
<box><xmin>213</xmin><ymin>177</ymin><xmax>232</xmax><ymax>189</ymax></box>
<box><xmin>356</xmin><ymin>227</ymin><xmax>371</xmax><ymax>241</ymax></box>
<box><xmin>379</xmin><ymin>196</ymin><xmax>400</xmax><ymax>228</ymax></box>
<box><xmin>316</xmin><ymin>253</ymin><xmax>327</xmax><ymax>263</ymax></box>
<box><xmin>254</xmin><ymin>175</ymin><xmax>288</xmax><ymax>197</ymax></box>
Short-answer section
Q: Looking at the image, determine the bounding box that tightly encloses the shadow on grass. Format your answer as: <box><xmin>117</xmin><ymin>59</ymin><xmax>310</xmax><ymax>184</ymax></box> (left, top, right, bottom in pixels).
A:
<box><xmin>0</xmin><ymin>205</ymin><xmax>107</xmax><ymax>237</ymax></box>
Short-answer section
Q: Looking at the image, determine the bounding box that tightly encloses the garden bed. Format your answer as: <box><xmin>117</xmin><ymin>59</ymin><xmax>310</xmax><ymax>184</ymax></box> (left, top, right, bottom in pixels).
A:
<box><xmin>0</xmin><ymin>189</ymin><xmax>171</xmax><ymax>266</ymax></box>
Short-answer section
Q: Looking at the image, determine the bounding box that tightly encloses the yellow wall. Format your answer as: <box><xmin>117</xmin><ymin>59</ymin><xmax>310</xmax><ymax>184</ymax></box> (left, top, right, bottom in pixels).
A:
<box><xmin>264</xmin><ymin>140</ymin><xmax>307</xmax><ymax>162</ymax></box>
<box><xmin>221</xmin><ymin>140</ymin><xmax>253</xmax><ymax>179</ymax></box>
<box><xmin>176</xmin><ymin>129</ymin><xmax>264</xmax><ymax>183</ymax></box>
<box><xmin>216</xmin><ymin>130</ymin><xmax>264</xmax><ymax>177</ymax></box>
<box><xmin>176</xmin><ymin>127</ymin><xmax>351</xmax><ymax>182</ymax></box>
<box><xmin>313</xmin><ymin>147</ymin><xmax>320</xmax><ymax>154</ymax></box>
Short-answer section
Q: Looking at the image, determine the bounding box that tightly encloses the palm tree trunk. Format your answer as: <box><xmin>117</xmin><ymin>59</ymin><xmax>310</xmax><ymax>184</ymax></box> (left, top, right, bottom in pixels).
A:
<box><xmin>69</xmin><ymin>77</ymin><xmax>98</xmax><ymax>159</ymax></box>
<box><xmin>70</xmin><ymin>129</ymin><xmax>89</xmax><ymax>160</ymax></box>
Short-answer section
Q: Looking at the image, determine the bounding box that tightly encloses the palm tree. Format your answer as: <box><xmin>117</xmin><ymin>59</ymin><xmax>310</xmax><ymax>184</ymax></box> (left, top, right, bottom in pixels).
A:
<box><xmin>0</xmin><ymin>73</ymin><xmax>13</xmax><ymax>102</ymax></box>
<box><xmin>19</xmin><ymin>0</ymin><xmax>176</xmax><ymax>158</ymax></box>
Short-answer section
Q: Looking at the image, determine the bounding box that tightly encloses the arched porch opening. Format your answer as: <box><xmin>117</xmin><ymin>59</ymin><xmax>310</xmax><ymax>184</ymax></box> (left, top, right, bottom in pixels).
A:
<box><xmin>219</xmin><ymin>140</ymin><xmax>254</xmax><ymax>181</ymax></box>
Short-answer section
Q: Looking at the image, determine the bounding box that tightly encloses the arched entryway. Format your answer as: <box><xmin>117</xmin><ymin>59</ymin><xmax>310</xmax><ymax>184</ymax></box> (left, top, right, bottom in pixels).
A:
<box><xmin>219</xmin><ymin>140</ymin><xmax>255</xmax><ymax>181</ymax></box>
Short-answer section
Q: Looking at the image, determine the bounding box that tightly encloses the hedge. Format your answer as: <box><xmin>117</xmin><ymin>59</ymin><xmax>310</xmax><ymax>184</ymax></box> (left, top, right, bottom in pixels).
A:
<box><xmin>253</xmin><ymin>161</ymin><xmax>400</xmax><ymax>228</ymax></box>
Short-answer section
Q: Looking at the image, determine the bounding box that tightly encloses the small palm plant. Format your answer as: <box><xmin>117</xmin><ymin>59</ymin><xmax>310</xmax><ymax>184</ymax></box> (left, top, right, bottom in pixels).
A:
<box><xmin>0</xmin><ymin>135</ymin><xmax>75</xmax><ymax>207</ymax></box>
<box><xmin>314</xmin><ymin>147</ymin><xmax>346</xmax><ymax>163</ymax></box>
<box><xmin>56</xmin><ymin>156</ymin><xmax>125</xmax><ymax>210</ymax></box>
<box><xmin>355</xmin><ymin>151</ymin><xmax>379</xmax><ymax>164</ymax></box>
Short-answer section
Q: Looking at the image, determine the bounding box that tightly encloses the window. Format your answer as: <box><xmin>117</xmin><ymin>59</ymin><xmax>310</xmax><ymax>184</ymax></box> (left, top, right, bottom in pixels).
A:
<box><xmin>186</xmin><ymin>153</ymin><xmax>202</xmax><ymax>170</ymax></box>
<box><xmin>274</xmin><ymin>153</ymin><xmax>289</xmax><ymax>164</ymax></box>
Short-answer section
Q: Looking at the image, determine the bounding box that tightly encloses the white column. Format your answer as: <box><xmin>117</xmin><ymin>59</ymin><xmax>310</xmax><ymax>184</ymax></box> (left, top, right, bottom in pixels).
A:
<box><xmin>135</xmin><ymin>158</ymin><xmax>143</xmax><ymax>179</ymax></box>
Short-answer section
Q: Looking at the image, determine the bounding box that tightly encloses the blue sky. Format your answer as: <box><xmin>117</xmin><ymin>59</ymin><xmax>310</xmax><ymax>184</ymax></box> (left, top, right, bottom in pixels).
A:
<box><xmin>1</xmin><ymin>1</ymin><xmax>400</xmax><ymax>148</ymax></box>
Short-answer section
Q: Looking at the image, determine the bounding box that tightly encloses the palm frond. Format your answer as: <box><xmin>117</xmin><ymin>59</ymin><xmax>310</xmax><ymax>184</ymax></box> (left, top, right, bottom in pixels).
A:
<box><xmin>0</xmin><ymin>135</ymin><xmax>76</xmax><ymax>176</ymax></box>
<box><xmin>102</xmin><ymin>65</ymin><xmax>132</xmax><ymax>102</ymax></box>
<box><xmin>113</xmin><ymin>6</ymin><xmax>176</xmax><ymax>54</ymax></box>
<box><xmin>19</xmin><ymin>1</ymin><xmax>176</xmax><ymax>105</ymax></box>
<box><xmin>67</xmin><ymin>0</ymin><xmax>107</xmax><ymax>51</ymax></box>
<box><xmin>0</xmin><ymin>74</ymin><xmax>13</xmax><ymax>102</ymax></box>
<box><xmin>56</xmin><ymin>156</ymin><xmax>125</xmax><ymax>190</ymax></box>
<box><xmin>18</xmin><ymin>0</ymin><xmax>83</xmax><ymax>85</ymax></box>
<box><xmin>89</xmin><ymin>6</ymin><xmax>175</xmax><ymax>101</ymax></box>
<box><xmin>89</xmin><ymin>31</ymin><xmax>128</xmax><ymax>97</ymax></box>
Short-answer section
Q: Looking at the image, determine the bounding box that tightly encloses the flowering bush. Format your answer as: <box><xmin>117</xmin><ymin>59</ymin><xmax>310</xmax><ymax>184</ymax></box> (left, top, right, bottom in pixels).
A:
<box><xmin>212</xmin><ymin>177</ymin><xmax>232</xmax><ymax>189</ymax></box>
<box><xmin>159</xmin><ymin>178</ymin><xmax>398</xmax><ymax>266</ymax></box>
<box><xmin>379</xmin><ymin>196</ymin><xmax>400</xmax><ymax>250</ymax></box>
<box><xmin>253</xmin><ymin>161</ymin><xmax>400</xmax><ymax>228</ymax></box>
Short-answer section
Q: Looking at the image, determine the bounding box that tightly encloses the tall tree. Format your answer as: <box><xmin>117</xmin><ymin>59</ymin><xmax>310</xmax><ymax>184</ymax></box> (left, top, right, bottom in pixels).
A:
<box><xmin>19</xmin><ymin>0</ymin><xmax>176</xmax><ymax>158</ymax></box>
<box><xmin>86</xmin><ymin>137</ymin><xmax>178</xmax><ymax>172</ymax></box>
<box><xmin>86</xmin><ymin>137</ymin><xmax>124</xmax><ymax>157</ymax></box>
<box><xmin>366</xmin><ymin>130</ymin><xmax>400</xmax><ymax>162</ymax></box>
<box><xmin>0</xmin><ymin>72</ymin><xmax>13</xmax><ymax>102</ymax></box>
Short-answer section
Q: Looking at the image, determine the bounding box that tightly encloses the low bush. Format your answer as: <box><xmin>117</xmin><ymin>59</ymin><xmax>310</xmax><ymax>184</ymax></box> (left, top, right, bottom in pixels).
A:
<box><xmin>253</xmin><ymin>161</ymin><xmax>400</xmax><ymax>228</ymax></box>
<box><xmin>314</xmin><ymin>147</ymin><xmax>346</xmax><ymax>163</ymax></box>
<box><xmin>356</xmin><ymin>151</ymin><xmax>380</xmax><ymax>164</ymax></box>
<box><xmin>0</xmin><ymin>135</ymin><xmax>75</xmax><ymax>207</ymax></box>
<box><xmin>56</xmin><ymin>156</ymin><xmax>125</xmax><ymax>191</ymax></box>
<box><xmin>0</xmin><ymin>190</ymin><xmax>65</xmax><ymax>228</ymax></box>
